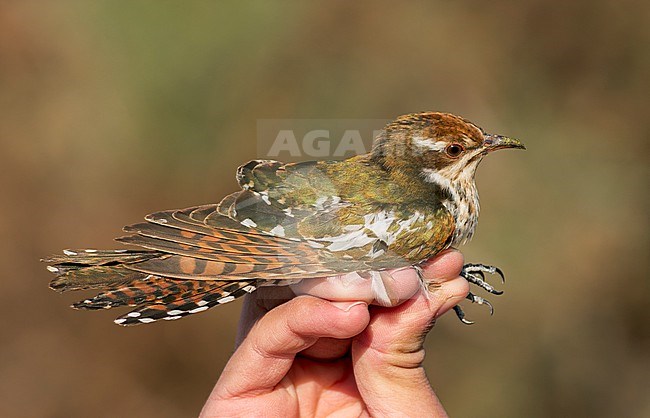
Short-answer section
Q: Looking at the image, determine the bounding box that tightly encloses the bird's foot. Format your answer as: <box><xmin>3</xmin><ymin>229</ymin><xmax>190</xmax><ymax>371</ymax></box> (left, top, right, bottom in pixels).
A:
<box><xmin>454</xmin><ymin>263</ymin><xmax>506</xmax><ymax>325</ymax></box>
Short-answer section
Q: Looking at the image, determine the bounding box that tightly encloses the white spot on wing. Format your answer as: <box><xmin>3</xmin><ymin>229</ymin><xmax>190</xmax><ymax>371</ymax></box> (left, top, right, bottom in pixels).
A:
<box><xmin>325</xmin><ymin>231</ymin><xmax>374</xmax><ymax>252</ymax></box>
<box><xmin>241</xmin><ymin>218</ymin><xmax>257</xmax><ymax>228</ymax></box>
<box><xmin>269</xmin><ymin>225</ymin><xmax>286</xmax><ymax>237</ymax></box>
<box><xmin>307</xmin><ymin>240</ymin><xmax>325</xmax><ymax>249</ymax></box>
<box><xmin>63</xmin><ymin>249</ymin><xmax>77</xmax><ymax>256</ymax></box>
<box><xmin>314</xmin><ymin>196</ymin><xmax>328</xmax><ymax>210</ymax></box>
<box><xmin>260</xmin><ymin>192</ymin><xmax>272</xmax><ymax>205</ymax></box>
<box><xmin>46</xmin><ymin>266</ymin><xmax>59</xmax><ymax>273</ymax></box>
<box><xmin>362</xmin><ymin>211</ymin><xmax>396</xmax><ymax>243</ymax></box>
<box><xmin>127</xmin><ymin>312</ymin><xmax>141</xmax><ymax>318</ymax></box>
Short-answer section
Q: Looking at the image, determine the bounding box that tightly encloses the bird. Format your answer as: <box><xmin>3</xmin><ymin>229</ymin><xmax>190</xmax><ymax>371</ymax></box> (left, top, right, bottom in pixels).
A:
<box><xmin>43</xmin><ymin>111</ymin><xmax>525</xmax><ymax>326</ymax></box>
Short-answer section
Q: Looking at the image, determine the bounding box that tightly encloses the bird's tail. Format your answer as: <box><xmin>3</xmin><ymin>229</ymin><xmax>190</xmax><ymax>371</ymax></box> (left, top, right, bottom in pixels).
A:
<box><xmin>43</xmin><ymin>249</ymin><xmax>256</xmax><ymax>326</ymax></box>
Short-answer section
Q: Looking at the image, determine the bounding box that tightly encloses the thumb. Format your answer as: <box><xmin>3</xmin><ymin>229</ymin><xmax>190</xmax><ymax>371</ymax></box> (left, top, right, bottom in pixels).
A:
<box><xmin>355</xmin><ymin>249</ymin><xmax>467</xmax><ymax>362</ymax></box>
<box><xmin>350</xmin><ymin>250</ymin><xmax>467</xmax><ymax>416</ymax></box>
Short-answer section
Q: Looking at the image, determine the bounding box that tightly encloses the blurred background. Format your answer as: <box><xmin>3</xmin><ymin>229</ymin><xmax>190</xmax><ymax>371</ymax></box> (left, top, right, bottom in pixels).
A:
<box><xmin>1</xmin><ymin>1</ymin><xmax>648</xmax><ymax>417</ymax></box>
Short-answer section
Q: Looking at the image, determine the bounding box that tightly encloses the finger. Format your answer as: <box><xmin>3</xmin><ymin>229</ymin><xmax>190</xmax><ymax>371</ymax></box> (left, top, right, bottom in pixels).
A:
<box><xmin>355</xmin><ymin>249</ymin><xmax>467</xmax><ymax>356</ymax></box>
<box><xmin>350</xmin><ymin>291</ymin><xmax>463</xmax><ymax>417</ymax></box>
<box><xmin>419</xmin><ymin>248</ymin><xmax>467</xmax><ymax>318</ymax></box>
<box><xmin>239</xmin><ymin>249</ymin><xmax>464</xmax><ymax>347</ymax></box>
<box><xmin>430</xmin><ymin>275</ymin><xmax>470</xmax><ymax>319</ymax></box>
<box><xmin>350</xmin><ymin>250</ymin><xmax>466</xmax><ymax>415</ymax></box>
<box><xmin>419</xmin><ymin>248</ymin><xmax>464</xmax><ymax>282</ymax></box>
<box><xmin>213</xmin><ymin>296</ymin><xmax>369</xmax><ymax>398</ymax></box>
<box><xmin>235</xmin><ymin>286</ymin><xmax>296</xmax><ymax>347</ymax></box>
<box><xmin>290</xmin><ymin>273</ymin><xmax>376</xmax><ymax>303</ymax></box>
<box><xmin>371</xmin><ymin>268</ymin><xmax>424</xmax><ymax>307</ymax></box>
<box><xmin>290</xmin><ymin>268</ymin><xmax>422</xmax><ymax>307</ymax></box>
<box><xmin>298</xmin><ymin>337</ymin><xmax>352</xmax><ymax>361</ymax></box>
<box><xmin>353</xmin><ymin>278</ymin><xmax>468</xmax><ymax>371</ymax></box>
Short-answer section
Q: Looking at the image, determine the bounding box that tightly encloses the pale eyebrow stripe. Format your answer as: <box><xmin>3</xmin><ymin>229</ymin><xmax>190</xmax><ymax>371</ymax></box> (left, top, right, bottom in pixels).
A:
<box><xmin>412</xmin><ymin>136</ymin><xmax>447</xmax><ymax>151</ymax></box>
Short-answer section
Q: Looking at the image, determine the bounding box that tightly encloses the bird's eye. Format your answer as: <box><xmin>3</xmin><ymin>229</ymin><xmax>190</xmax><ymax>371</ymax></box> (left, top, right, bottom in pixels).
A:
<box><xmin>445</xmin><ymin>143</ymin><xmax>464</xmax><ymax>158</ymax></box>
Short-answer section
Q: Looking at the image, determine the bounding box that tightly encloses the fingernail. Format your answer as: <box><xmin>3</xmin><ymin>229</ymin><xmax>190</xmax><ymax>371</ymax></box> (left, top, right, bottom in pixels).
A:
<box><xmin>331</xmin><ymin>301</ymin><xmax>367</xmax><ymax>312</ymax></box>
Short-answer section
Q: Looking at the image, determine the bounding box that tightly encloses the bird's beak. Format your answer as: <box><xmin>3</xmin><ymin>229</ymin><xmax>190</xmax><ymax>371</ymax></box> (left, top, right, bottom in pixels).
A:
<box><xmin>483</xmin><ymin>134</ymin><xmax>526</xmax><ymax>152</ymax></box>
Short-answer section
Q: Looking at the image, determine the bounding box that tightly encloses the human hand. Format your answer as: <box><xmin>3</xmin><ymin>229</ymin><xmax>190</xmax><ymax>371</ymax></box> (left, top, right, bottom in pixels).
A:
<box><xmin>200</xmin><ymin>249</ymin><xmax>468</xmax><ymax>417</ymax></box>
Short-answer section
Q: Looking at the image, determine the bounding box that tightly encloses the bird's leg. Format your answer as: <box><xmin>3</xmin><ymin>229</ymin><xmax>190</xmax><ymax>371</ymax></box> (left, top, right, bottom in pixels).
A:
<box><xmin>453</xmin><ymin>263</ymin><xmax>506</xmax><ymax>325</ymax></box>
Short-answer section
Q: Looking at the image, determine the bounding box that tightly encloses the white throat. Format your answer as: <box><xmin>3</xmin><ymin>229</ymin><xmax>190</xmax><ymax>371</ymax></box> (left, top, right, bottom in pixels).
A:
<box><xmin>422</xmin><ymin>162</ymin><xmax>480</xmax><ymax>247</ymax></box>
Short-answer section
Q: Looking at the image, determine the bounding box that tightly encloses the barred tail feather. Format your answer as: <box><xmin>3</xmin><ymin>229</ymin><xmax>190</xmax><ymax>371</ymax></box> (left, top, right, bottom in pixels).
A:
<box><xmin>44</xmin><ymin>249</ymin><xmax>256</xmax><ymax>326</ymax></box>
<box><xmin>114</xmin><ymin>280</ymin><xmax>256</xmax><ymax>326</ymax></box>
<box><xmin>71</xmin><ymin>275</ymin><xmax>224</xmax><ymax>310</ymax></box>
<box><xmin>44</xmin><ymin>249</ymin><xmax>160</xmax><ymax>292</ymax></box>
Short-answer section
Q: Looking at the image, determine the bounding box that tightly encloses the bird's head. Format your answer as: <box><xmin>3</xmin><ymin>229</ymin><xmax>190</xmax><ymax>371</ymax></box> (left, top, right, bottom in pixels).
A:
<box><xmin>371</xmin><ymin>112</ymin><xmax>525</xmax><ymax>185</ymax></box>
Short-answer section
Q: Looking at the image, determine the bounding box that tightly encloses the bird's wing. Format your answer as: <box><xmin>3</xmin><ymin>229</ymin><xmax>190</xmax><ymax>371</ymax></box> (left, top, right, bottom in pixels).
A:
<box><xmin>44</xmin><ymin>159</ymin><xmax>455</xmax><ymax>325</ymax></box>
<box><xmin>115</xmin><ymin>159</ymin><xmax>455</xmax><ymax>280</ymax></box>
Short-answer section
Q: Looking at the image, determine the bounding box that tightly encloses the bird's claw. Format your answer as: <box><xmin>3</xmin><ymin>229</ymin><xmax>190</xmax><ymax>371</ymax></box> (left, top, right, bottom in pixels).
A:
<box><xmin>453</xmin><ymin>263</ymin><xmax>505</xmax><ymax>324</ymax></box>
<box><xmin>466</xmin><ymin>291</ymin><xmax>494</xmax><ymax>315</ymax></box>
<box><xmin>453</xmin><ymin>305</ymin><xmax>474</xmax><ymax>325</ymax></box>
